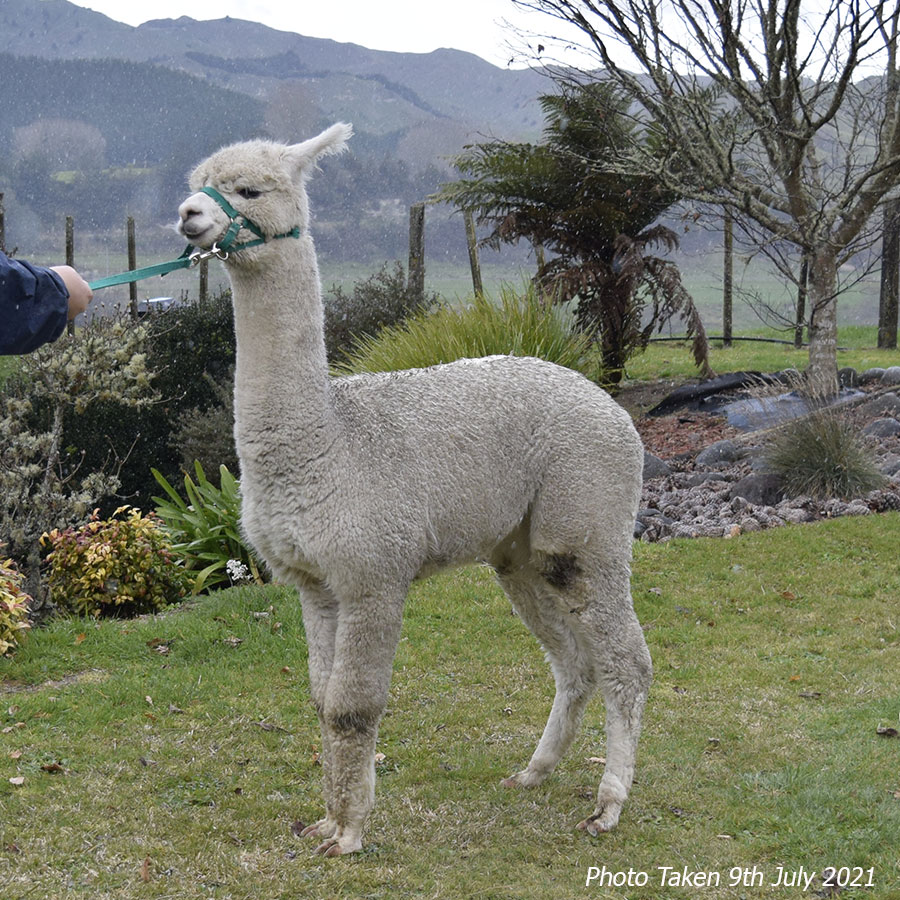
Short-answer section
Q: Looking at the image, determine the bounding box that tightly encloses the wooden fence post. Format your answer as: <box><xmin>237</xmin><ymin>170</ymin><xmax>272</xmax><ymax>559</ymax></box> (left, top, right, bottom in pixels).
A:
<box><xmin>200</xmin><ymin>258</ymin><xmax>209</xmax><ymax>303</ymax></box>
<box><xmin>127</xmin><ymin>216</ymin><xmax>138</xmax><ymax>321</ymax></box>
<box><xmin>66</xmin><ymin>216</ymin><xmax>75</xmax><ymax>336</ymax></box>
<box><xmin>408</xmin><ymin>202</ymin><xmax>425</xmax><ymax>305</ymax></box>
<box><xmin>463</xmin><ymin>210</ymin><xmax>483</xmax><ymax>297</ymax></box>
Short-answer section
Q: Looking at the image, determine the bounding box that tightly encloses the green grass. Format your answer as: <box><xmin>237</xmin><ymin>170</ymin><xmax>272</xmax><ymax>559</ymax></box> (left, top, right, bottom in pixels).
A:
<box><xmin>2</xmin><ymin>516</ymin><xmax>899</xmax><ymax>898</ymax></box>
<box><xmin>623</xmin><ymin>325</ymin><xmax>900</xmax><ymax>383</ymax></box>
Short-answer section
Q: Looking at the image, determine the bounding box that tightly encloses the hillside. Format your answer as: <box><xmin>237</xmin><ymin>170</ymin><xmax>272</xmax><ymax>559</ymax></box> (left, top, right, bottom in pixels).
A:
<box><xmin>0</xmin><ymin>0</ymin><xmax>551</xmax><ymax>259</ymax></box>
<box><xmin>0</xmin><ymin>0</ymin><xmax>548</xmax><ymax>157</ymax></box>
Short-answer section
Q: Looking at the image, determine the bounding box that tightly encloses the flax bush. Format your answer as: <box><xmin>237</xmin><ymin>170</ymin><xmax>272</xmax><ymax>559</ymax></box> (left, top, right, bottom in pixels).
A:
<box><xmin>41</xmin><ymin>506</ymin><xmax>188</xmax><ymax>618</ymax></box>
<box><xmin>152</xmin><ymin>462</ymin><xmax>265</xmax><ymax>594</ymax></box>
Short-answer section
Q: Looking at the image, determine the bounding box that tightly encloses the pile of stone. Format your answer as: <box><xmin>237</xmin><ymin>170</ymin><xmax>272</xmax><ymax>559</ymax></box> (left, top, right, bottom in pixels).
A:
<box><xmin>636</xmin><ymin>367</ymin><xmax>900</xmax><ymax>542</ymax></box>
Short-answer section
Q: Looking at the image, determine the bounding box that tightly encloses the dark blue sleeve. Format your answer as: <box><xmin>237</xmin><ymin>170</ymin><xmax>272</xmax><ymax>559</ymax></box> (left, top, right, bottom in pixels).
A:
<box><xmin>0</xmin><ymin>251</ymin><xmax>70</xmax><ymax>355</ymax></box>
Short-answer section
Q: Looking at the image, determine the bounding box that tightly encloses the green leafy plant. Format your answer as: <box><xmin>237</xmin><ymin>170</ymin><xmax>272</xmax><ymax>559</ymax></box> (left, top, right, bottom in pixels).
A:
<box><xmin>152</xmin><ymin>462</ymin><xmax>264</xmax><ymax>594</ymax></box>
<box><xmin>0</xmin><ymin>550</ymin><xmax>31</xmax><ymax>655</ymax></box>
<box><xmin>763</xmin><ymin>409</ymin><xmax>886</xmax><ymax>500</ymax></box>
<box><xmin>336</xmin><ymin>284</ymin><xmax>602</xmax><ymax>381</ymax></box>
<box><xmin>41</xmin><ymin>506</ymin><xmax>188</xmax><ymax>618</ymax></box>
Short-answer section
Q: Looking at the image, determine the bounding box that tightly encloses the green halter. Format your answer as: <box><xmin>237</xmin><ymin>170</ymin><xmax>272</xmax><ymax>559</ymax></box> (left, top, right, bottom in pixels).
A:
<box><xmin>88</xmin><ymin>187</ymin><xmax>301</xmax><ymax>291</ymax></box>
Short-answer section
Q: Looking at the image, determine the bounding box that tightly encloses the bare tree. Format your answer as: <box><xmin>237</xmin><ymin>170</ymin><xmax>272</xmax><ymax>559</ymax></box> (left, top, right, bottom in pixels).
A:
<box><xmin>513</xmin><ymin>0</ymin><xmax>900</xmax><ymax>393</ymax></box>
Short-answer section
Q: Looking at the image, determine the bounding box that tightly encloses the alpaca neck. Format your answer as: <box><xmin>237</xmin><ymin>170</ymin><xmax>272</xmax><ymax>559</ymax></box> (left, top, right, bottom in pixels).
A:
<box><xmin>227</xmin><ymin>238</ymin><xmax>342</xmax><ymax>475</ymax></box>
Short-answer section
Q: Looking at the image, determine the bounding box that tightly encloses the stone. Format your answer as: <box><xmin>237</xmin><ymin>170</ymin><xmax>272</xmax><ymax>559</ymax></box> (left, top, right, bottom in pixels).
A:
<box><xmin>642</xmin><ymin>451</ymin><xmax>672</xmax><ymax>482</ymax></box>
<box><xmin>838</xmin><ymin>367</ymin><xmax>859</xmax><ymax>388</ymax></box>
<box><xmin>695</xmin><ymin>439</ymin><xmax>744</xmax><ymax>467</ymax></box>
<box><xmin>857</xmin><ymin>392</ymin><xmax>900</xmax><ymax>419</ymax></box>
<box><xmin>730</xmin><ymin>472</ymin><xmax>785</xmax><ymax>506</ymax></box>
<box><xmin>859</xmin><ymin>367</ymin><xmax>886</xmax><ymax>385</ymax></box>
<box><xmin>862</xmin><ymin>417</ymin><xmax>900</xmax><ymax>439</ymax></box>
<box><xmin>882</xmin><ymin>366</ymin><xmax>900</xmax><ymax>385</ymax></box>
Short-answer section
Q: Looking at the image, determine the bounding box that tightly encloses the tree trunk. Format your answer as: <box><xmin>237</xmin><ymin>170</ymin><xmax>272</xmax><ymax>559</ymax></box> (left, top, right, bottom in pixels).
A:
<box><xmin>878</xmin><ymin>198</ymin><xmax>900</xmax><ymax>349</ymax></box>
<box><xmin>806</xmin><ymin>249</ymin><xmax>839</xmax><ymax>397</ymax></box>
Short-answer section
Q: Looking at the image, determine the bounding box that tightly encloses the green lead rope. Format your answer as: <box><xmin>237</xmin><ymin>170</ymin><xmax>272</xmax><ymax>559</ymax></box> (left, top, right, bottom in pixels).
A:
<box><xmin>88</xmin><ymin>246</ymin><xmax>197</xmax><ymax>291</ymax></box>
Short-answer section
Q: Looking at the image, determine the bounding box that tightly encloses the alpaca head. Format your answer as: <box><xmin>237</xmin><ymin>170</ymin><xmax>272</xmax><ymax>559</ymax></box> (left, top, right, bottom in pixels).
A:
<box><xmin>178</xmin><ymin>123</ymin><xmax>352</xmax><ymax>262</ymax></box>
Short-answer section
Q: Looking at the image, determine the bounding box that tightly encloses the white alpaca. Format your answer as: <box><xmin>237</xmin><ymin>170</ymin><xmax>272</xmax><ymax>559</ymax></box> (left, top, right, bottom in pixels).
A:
<box><xmin>177</xmin><ymin>124</ymin><xmax>652</xmax><ymax>857</ymax></box>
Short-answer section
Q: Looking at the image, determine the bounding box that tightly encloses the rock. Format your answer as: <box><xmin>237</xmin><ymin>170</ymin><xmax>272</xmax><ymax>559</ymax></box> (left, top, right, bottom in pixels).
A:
<box><xmin>642</xmin><ymin>451</ymin><xmax>672</xmax><ymax>482</ymax></box>
<box><xmin>730</xmin><ymin>472</ymin><xmax>785</xmax><ymax>506</ymax></box>
<box><xmin>838</xmin><ymin>367</ymin><xmax>859</xmax><ymax>388</ymax></box>
<box><xmin>739</xmin><ymin>516</ymin><xmax>761</xmax><ymax>532</ymax></box>
<box><xmin>859</xmin><ymin>367</ymin><xmax>886</xmax><ymax>385</ymax></box>
<box><xmin>695</xmin><ymin>439</ymin><xmax>744</xmax><ymax>468</ymax></box>
<box><xmin>880</xmin><ymin>455</ymin><xmax>900</xmax><ymax>477</ymax></box>
<box><xmin>882</xmin><ymin>366</ymin><xmax>900</xmax><ymax>385</ymax></box>
<box><xmin>862</xmin><ymin>417</ymin><xmax>900</xmax><ymax>439</ymax></box>
<box><xmin>685</xmin><ymin>471</ymin><xmax>729</xmax><ymax>487</ymax></box>
<box><xmin>857</xmin><ymin>391</ymin><xmax>900</xmax><ymax>419</ymax></box>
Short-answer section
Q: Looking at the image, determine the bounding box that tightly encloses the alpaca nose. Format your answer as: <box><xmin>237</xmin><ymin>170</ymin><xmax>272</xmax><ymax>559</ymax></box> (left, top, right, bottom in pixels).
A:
<box><xmin>178</xmin><ymin>198</ymin><xmax>208</xmax><ymax>238</ymax></box>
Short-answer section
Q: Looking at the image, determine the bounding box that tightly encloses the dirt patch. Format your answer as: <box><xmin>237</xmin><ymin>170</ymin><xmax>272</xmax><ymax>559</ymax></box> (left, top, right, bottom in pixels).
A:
<box><xmin>1</xmin><ymin>668</ymin><xmax>107</xmax><ymax>695</ymax></box>
<box><xmin>615</xmin><ymin>377</ymin><xmax>741</xmax><ymax>458</ymax></box>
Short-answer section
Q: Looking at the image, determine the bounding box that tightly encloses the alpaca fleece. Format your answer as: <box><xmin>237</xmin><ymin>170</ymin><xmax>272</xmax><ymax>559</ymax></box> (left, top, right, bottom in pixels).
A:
<box><xmin>177</xmin><ymin>123</ymin><xmax>652</xmax><ymax>857</ymax></box>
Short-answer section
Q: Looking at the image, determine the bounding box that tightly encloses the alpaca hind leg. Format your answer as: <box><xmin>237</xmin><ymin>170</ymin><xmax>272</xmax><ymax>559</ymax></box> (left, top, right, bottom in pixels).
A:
<box><xmin>495</xmin><ymin>565</ymin><xmax>600</xmax><ymax>789</ymax></box>
<box><xmin>576</xmin><ymin>608</ymin><xmax>651</xmax><ymax>836</ymax></box>
<box><xmin>295</xmin><ymin>583</ymin><xmax>340</xmax><ymax>842</ymax></box>
<box><xmin>314</xmin><ymin>593</ymin><xmax>405</xmax><ymax>856</ymax></box>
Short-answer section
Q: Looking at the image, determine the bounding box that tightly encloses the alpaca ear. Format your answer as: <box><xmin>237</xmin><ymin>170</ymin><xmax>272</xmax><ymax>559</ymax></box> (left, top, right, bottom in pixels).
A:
<box><xmin>284</xmin><ymin>123</ymin><xmax>353</xmax><ymax>177</ymax></box>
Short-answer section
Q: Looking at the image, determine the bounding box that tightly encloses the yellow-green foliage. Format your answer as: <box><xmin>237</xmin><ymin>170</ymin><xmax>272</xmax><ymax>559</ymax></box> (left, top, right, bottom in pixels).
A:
<box><xmin>41</xmin><ymin>506</ymin><xmax>188</xmax><ymax>617</ymax></box>
<box><xmin>0</xmin><ymin>552</ymin><xmax>31</xmax><ymax>655</ymax></box>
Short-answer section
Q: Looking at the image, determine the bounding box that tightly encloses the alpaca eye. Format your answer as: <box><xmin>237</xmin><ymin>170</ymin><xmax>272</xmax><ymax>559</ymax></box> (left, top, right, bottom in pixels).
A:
<box><xmin>237</xmin><ymin>188</ymin><xmax>262</xmax><ymax>200</ymax></box>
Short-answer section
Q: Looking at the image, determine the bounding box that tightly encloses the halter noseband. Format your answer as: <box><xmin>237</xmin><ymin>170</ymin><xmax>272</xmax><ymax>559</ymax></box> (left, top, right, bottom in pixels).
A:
<box><xmin>199</xmin><ymin>186</ymin><xmax>301</xmax><ymax>256</ymax></box>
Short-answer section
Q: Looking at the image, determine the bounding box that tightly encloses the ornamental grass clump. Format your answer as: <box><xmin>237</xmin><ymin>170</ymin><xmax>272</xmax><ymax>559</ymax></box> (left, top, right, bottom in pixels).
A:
<box><xmin>0</xmin><ymin>551</ymin><xmax>31</xmax><ymax>655</ymax></box>
<box><xmin>763</xmin><ymin>409</ymin><xmax>886</xmax><ymax>500</ymax></box>
<box><xmin>335</xmin><ymin>285</ymin><xmax>602</xmax><ymax>382</ymax></box>
<box><xmin>41</xmin><ymin>506</ymin><xmax>189</xmax><ymax>617</ymax></box>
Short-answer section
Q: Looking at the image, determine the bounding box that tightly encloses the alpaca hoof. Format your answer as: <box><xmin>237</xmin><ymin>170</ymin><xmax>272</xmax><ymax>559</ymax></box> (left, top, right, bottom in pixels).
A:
<box><xmin>300</xmin><ymin>818</ymin><xmax>336</xmax><ymax>840</ymax></box>
<box><xmin>314</xmin><ymin>832</ymin><xmax>363</xmax><ymax>857</ymax></box>
<box><xmin>576</xmin><ymin>804</ymin><xmax>621</xmax><ymax>836</ymax></box>
<box><xmin>501</xmin><ymin>769</ymin><xmax>545</xmax><ymax>789</ymax></box>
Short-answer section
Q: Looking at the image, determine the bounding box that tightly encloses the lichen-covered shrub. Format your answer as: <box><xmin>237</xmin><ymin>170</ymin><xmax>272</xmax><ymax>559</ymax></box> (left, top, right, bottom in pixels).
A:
<box><xmin>41</xmin><ymin>506</ymin><xmax>189</xmax><ymax>617</ymax></box>
<box><xmin>0</xmin><ymin>552</ymin><xmax>31</xmax><ymax>655</ymax></box>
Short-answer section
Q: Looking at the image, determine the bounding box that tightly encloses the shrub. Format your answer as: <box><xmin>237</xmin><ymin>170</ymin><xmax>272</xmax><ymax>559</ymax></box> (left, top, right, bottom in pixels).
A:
<box><xmin>763</xmin><ymin>409</ymin><xmax>886</xmax><ymax>500</ymax></box>
<box><xmin>169</xmin><ymin>369</ymin><xmax>239</xmax><ymax>476</ymax></box>
<box><xmin>41</xmin><ymin>506</ymin><xmax>189</xmax><ymax>617</ymax></box>
<box><xmin>335</xmin><ymin>284</ymin><xmax>602</xmax><ymax>381</ymax></box>
<box><xmin>323</xmin><ymin>261</ymin><xmax>437</xmax><ymax>363</ymax></box>
<box><xmin>0</xmin><ymin>551</ymin><xmax>32</xmax><ymax>656</ymax></box>
<box><xmin>152</xmin><ymin>462</ymin><xmax>265</xmax><ymax>594</ymax></box>
<box><xmin>59</xmin><ymin>289</ymin><xmax>237</xmax><ymax>514</ymax></box>
<box><xmin>0</xmin><ymin>316</ymin><xmax>156</xmax><ymax>611</ymax></box>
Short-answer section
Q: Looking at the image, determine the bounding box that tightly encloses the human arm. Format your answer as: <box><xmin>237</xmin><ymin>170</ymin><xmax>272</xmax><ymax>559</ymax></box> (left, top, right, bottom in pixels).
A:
<box><xmin>0</xmin><ymin>252</ymin><xmax>92</xmax><ymax>355</ymax></box>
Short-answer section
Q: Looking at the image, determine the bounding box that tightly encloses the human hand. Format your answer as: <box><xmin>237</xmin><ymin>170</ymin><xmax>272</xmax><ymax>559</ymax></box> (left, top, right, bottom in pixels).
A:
<box><xmin>51</xmin><ymin>265</ymin><xmax>94</xmax><ymax>320</ymax></box>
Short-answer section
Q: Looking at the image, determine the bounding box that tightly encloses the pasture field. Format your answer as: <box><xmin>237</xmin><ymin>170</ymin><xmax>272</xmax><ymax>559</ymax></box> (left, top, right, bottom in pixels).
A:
<box><xmin>1</xmin><ymin>516</ymin><xmax>899</xmax><ymax>899</ymax></box>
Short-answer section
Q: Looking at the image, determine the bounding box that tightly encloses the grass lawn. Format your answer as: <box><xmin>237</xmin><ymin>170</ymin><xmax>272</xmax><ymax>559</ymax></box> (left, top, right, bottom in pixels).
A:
<box><xmin>2</xmin><ymin>516</ymin><xmax>899</xmax><ymax>899</ymax></box>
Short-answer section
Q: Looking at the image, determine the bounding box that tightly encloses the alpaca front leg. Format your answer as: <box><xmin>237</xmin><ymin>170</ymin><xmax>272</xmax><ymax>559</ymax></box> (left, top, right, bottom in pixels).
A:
<box><xmin>295</xmin><ymin>584</ymin><xmax>340</xmax><ymax>842</ymax></box>
<box><xmin>313</xmin><ymin>595</ymin><xmax>405</xmax><ymax>856</ymax></box>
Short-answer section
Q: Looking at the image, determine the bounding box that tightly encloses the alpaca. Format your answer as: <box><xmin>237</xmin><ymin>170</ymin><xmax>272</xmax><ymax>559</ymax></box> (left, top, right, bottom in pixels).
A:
<box><xmin>177</xmin><ymin>124</ymin><xmax>652</xmax><ymax>857</ymax></box>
